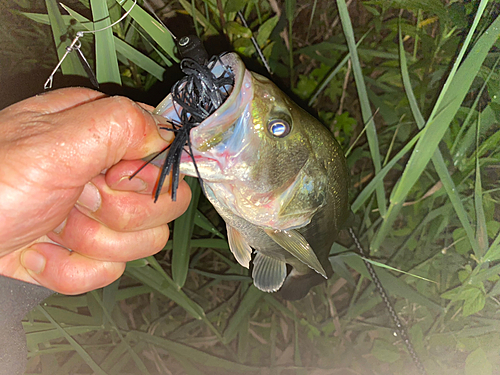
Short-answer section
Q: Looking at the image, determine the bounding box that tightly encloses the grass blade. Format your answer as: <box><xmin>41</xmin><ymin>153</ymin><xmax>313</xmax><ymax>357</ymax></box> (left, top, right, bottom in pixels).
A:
<box><xmin>45</xmin><ymin>0</ymin><xmax>86</xmax><ymax>76</ymax></box>
<box><xmin>114</xmin><ymin>38</ymin><xmax>165</xmax><ymax>80</ymax></box>
<box><xmin>474</xmin><ymin>116</ymin><xmax>488</xmax><ymax>257</ymax></box>
<box><xmin>173</xmin><ymin>177</ymin><xmax>201</xmax><ymax>287</ymax></box>
<box><xmin>341</xmin><ymin>253</ymin><xmax>443</xmax><ymax>312</ymax></box>
<box><xmin>178</xmin><ymin>0</ymin><xmax>218</xmax><ymax>36</ymax></box>
<box><xmin>21</xmin><ymin>12</ymin><xmax>74</xmax><ymax>26</ymax></box>
<box><xmin>223</xmin><ymin>285</ymin><xmax>262</xmax><ymax>344</ymax></box>
<box><xmin>359</xmin><ymin>255</ymin><xmax>436</xmax><ymax>283</ymax></box>
<box><xmin>102</xmin><ymin>279</ymin><xmax>119</xmax><ymax>325</ymax></box>
<box><xmin>125</xmin><ymin>259</ymin><xmax>205</xmax><ymax>320</ymax></box>
<box><xmin>352</xmin><ymin>127</ymin><xmax>422</xmax><ymax>212</ymax></box>
<box><xmin>337</xmin><ymin>0</ymin><xmax>386</xmax><ymax>216</ymax></box>
<box><xmin>372</xmin><ymin>8</ymin><xmax>500</xmax><ymax>251</ymax></box>
<box><xmin>60</xmin><ymin>3</ymin><xmax>165</xmax><ymax>81</ymax></box>
<box><xmin>90</xmin><ymin>291</ymin><xmax>152</xmax><ymax>375</ymax></box>
<box><xmin>37</xmin><ymin>306</ymin><xmax>108</xmax><ymax>375</ymax></box>
<box><xmin>398</xmin><ymin>24</ymin><xmax>481</xmax><ymax>257</ymax></box>
<box><xmin>90</xmin><ymin>0</ymin><xmax>121</xmax><ymax>84</ymax></box>
<box><xmin>129</xmin><ymin>331</ymin><xmax>259</xmax><ymax>372</ymax></box>
<box><xmin>116</xmin><ymin>0</ymin><xmax>177</xmax><ymax>61</ymax></box>
<box><xmin>194</xmin><ymin>210</ymin><xmax>225</xmax><ymax>238</ymax></box>
<box><xmin>308</xmin><ymin>31</ymin><xmax>369</xmax><ymax>107</ymax></box>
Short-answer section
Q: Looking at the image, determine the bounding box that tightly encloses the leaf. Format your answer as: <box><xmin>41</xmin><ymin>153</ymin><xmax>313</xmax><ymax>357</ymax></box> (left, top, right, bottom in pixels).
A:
<box><xmin>308</xmin><ymin>32</ymin><xmax>369</xmax><ymax>107</ymax></box>
<box><xmin>341</xmin><ymin>252</ymin><xmax>443</xmax><ymax>311</ymax></box>
<box><xmin>465</xmin><ymin>348</ymin><xmax>492</xmax><ymax>375</ymax></box>
<box><xmin>129</xmin><ymin>331</ymin><xmax>258</xmax><ymax>372</ymax></box>
<box><xmin>329</xmin><ymin>254</ymin><xmax>356</xmax><ymax>286</ymax></box>
<box><xmin>285</xmin><ymin>0</ymin><xmax>296</xmax><ymax>22</ymax></box>
<box><xmin>389</xmin><ymin>0</ymin><xmax>448</xmax><ymax>19</ymax></box>
<box><xmin>114</xmin><ymin>38</ymin><xmax>165</xmax><ymax>81</ymax></box>
<box><xmin>172</xmin><ymin>177</ymin><xmax>201</xmax><ymax>288</ymax></box>
<box><xmin>372</xmin><ymin>6</ymin><xmax>499</xmax><ymax>251</ymax></box>
<box><xmin>441</xmin><ymin>286</ymin><xmax>462</xmax><ymax>301</ymax></box>
<box><xmin>371</xmin><ymin>339</ymin><xmax>400</xmax><ymax>363</ymax></box>
<box><xmin>256</xmin><ymin>15</ymin><xmax>279</xmax><ymax>47</ymax></box>
<box><xmin>37</xmin><ymin>306</ymin><xmax>108</xmax><ymax>375</ymax></box>
<box><xmin>223</xmin><ymin>285</ymin><xmax>262</xmax><ymax>344</ymax></box>
<box><xmin>191</xmin><ymin>238</ymin><xmax>229</xmax><ymax>249</ymax></box>
<box><xmin>194</xmin><ymin>210</ymin><xmax>225</xmax><ymax>238</ymax></box>
<box><xmin>225</xmin><ymin>21</ymin><xmax>252</xmax><ymax>39</ymax></box>
<box><xmin>462</xmin><ymin>286</ymin><xmax>486</xmax><ymax>317</ymax></box>
<box><xmin>352</xmin><ymin>126</ymin><xmax>423</xmax><ymax>212</ymax></box>
<box><xmin>337</xmin><ymin>0</ymin><xmax>386</xmax><ymax>216</ymax></box>
<box><xmin>45</xmin><ymin>0</ymin><xmax>86</xmax><ymax>77</ymax></box>
<box><xmin>474</xmin><ymin>118</ymin><xmax>488</xmax><ymax>256</ymax></box>
<box><xmin>483</xmin><ymin>243</ymin><xmax>500</xmax><ymax>263</ymax></box>
<box><xmin>116</xmin><ymin>0</ymin><xmax>177</xmax><ymax>61</ymax></box>
<box><xmin>90</xmin><ymin>0</ymin><xmax>121</xmax><ymax>84</ymax></box>
<box><xmin>360</xmin><ymin>256</ymin><xmax>437</xmax><ymax>283</ymax></box>
<box><xmin>125</xmin><ymin>260</ymin><xmax>205</xmax><ymax>320</ymax></box>
<box><xmin>399</xmin><ymin>23</ymin><xmax>479</xmax><ymax>257</ymax></box>
<box><xmin>21</xmin><ymin>12</ymin><xmax>74</xmax><ymax>25</ymax></box>
<box><xmin>177</xmin><ymin>0</ymin><xmax>218</xmax><ymax>36</ymax></box>
<box><xmin>224</xmin><ymin>0</ymin><xmax>248</xmax><ymax>13</ymax></box>
<box><xmin>59</xmin><ymin>3</ymin><xmax>165</xmax><ymax>81</ymax></box>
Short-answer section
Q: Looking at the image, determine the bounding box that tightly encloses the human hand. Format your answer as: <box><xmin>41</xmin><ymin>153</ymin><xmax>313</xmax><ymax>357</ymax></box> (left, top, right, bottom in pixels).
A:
<box><xmin>0</xmin><ymin>88</ymin><xmax>191</xmax><ymax>294</ymax></box>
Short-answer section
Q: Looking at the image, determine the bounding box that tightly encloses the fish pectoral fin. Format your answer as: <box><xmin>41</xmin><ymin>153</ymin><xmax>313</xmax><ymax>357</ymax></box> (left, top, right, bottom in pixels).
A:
<box><xmin>264</xmin><ymin>229</ymin><xmax>327</xmax><ymax>278</ymax></box>
<box><xmin>227</xmin><ymin>225</ymin><xmax>252</xmax><ymax>269</ymax></box>
<box><xmin>252</xmin><ymin>252</ymin><xmax>287</xmax><ymax>293</ymax></box>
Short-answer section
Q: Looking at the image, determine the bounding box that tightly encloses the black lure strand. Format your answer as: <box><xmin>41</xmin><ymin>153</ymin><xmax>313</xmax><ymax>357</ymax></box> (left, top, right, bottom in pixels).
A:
<box><xmin>150</xmin><ymin>54</ymin><xmax>234</xmax><ymax>202</ymax></box>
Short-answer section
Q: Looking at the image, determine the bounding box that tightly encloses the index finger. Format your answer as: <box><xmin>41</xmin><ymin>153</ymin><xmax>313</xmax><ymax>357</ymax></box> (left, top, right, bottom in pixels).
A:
<box><xmin>21</xmin><ymin>87</ymin><xmax>107</xmax><ymax>114</ymax></box>
<box><xmin>37</xmin><ymin>95</ymin><xmax>173</xmax><ymax>187</ymax></box>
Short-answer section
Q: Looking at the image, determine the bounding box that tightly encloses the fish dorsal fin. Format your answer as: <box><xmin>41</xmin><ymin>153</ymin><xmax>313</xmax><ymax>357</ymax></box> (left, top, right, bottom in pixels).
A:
<box><xmin>227</xmin><ymin>225</ymin><xmax>252</xmax><ymax>269</ymax></box>
<box><xmin>252</xmin><ymin>252</ymin><xmax>287</xmax><ymax>292</ymax></box>
<box><xmin>264</xmin><ymin>229</ymin><xmax>327</xmax><ymax>278</ymax></box>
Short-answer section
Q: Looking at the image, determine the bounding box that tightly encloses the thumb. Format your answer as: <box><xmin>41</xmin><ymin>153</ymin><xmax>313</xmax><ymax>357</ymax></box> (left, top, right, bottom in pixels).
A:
<box><xmin>20</xmin><ymin>242</ymin><xmax>125</xmax><ymax>295</ymax></box>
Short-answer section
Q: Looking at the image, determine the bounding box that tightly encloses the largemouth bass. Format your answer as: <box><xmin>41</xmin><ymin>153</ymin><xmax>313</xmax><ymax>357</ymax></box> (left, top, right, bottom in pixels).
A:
<box><xmin>155</xmin><ymin>53</ymin><xmax>349</xmax><ymax>300</ymax></box>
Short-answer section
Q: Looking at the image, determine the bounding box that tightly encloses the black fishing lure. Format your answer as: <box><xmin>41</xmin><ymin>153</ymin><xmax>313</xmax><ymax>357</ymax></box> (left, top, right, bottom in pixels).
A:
<box><xmin>132</xmin><ymin>36</ymin><xmax>234</xmax><ymax>202</ymax></box>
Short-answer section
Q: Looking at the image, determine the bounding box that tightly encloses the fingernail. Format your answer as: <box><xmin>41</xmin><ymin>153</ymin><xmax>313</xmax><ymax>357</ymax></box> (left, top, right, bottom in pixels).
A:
<box><xmin>112</xmin><ymin>176</ymin><xmax>147</xmax><ymax>192</ymax></box>
<box><xmin>21</xmin><ymin>249</ymin><xmax>46</xmax><ymax>274</ymax></box>
<box><xmin>77</xmin><ymin>182</ymin><xmax>101</xmax><ymax>212</ymax></box>
<box><xmin>153</xmin><ymin>115</ymin><xmax>174</xmax><ymax>142</ymax></box>
<box><xmin>53</xmin><ymin>218</ymin><xmax>67</xmax><ymax>234</ymax></box>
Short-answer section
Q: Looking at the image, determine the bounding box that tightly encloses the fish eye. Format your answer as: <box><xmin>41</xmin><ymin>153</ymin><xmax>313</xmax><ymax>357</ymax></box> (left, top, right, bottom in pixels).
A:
<box><xmin>268</xmin><ymin>119</ymin><xmax>291</xmax><ymax>138</ymax></box>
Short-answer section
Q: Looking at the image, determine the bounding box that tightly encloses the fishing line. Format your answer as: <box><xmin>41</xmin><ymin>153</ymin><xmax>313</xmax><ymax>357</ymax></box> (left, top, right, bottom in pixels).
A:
<box><xmin>237</xmin><ymin>11</ymin><xmax>272</xmax><ymax>75</ymax></box>
<box><xmin>348</xmin><ymin>228</ymin><xmax>428</xmax><ymax>375</ymax></box>
<box><xmin>44</xmin><ymin>0</ymin><xmax>138</xmax><ymax>89</ymax></box>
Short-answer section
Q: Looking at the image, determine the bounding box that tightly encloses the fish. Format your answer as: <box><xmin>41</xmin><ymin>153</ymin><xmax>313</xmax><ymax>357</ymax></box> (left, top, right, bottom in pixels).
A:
<box><xmin>154</xmin><ymin>53</ymin><xmax>350</xmax><ymax>300</ymax></box>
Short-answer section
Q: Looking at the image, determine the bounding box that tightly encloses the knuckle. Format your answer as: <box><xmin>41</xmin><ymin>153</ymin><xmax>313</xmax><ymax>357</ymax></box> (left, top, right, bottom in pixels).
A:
<box><xmin>105</xmin><ymin>96</ymin><xmax>150</xmax><ymax>144</ymax></box>
<box><xmin>150</xmin><ymin>225</ymin><xmax>169</xmax><ymax>253</ymax></box>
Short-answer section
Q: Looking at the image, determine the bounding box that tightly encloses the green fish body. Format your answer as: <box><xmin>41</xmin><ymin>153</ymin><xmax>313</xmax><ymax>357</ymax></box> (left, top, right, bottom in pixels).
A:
<box><xmin>155</xmin><ymin>53</ymin><xmax>349</xmax><ymax>300</ymax></box>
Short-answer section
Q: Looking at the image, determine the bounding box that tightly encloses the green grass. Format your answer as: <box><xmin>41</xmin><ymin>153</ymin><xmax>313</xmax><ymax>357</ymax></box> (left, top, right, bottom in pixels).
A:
<box><xmin>15</xmin><ymin>0</ymin><xmax>500</xmax><ymax>374</ymax></box>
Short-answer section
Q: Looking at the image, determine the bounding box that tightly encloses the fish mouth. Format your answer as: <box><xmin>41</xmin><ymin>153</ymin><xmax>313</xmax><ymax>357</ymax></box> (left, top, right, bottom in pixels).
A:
<box><xmin>154</xmin><ymin>53</ymin><xmax>253</xmax><ymax>150</ymax></box>
<box><xmin>153</xmin><ymin>53</ymin><xmax>254</xmax><ymax>180</ymax></box>
<box><xmin>189</xmin><ymin>53</ymin><xmax>254</xmax><ymax>151</ymax></box>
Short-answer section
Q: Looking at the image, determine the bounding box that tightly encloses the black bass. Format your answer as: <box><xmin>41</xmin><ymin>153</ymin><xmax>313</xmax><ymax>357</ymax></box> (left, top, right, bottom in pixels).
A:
<box><xmin>155</xmin><ymin>53</ymin><xmax>349</xmax><ymax>300</ymax></box>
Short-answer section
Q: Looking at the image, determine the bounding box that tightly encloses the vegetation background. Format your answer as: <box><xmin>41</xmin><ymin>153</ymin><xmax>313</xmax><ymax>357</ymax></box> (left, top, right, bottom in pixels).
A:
<box><xmin>1</xmin><ymin>0</ymin><xmax>499</xmax><ymax>374</ymax></box>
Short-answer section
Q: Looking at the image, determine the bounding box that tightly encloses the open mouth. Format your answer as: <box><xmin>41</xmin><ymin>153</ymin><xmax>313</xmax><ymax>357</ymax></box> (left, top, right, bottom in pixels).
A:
<box><xmin>150</xmin><ymin>53</ymin><xmax>253</xmax><ymax>200</ymax></box>
<box><xmin>189</xmin><ymin>54</ymin><xmax>253</xmax><ymax>151</ymax></box>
